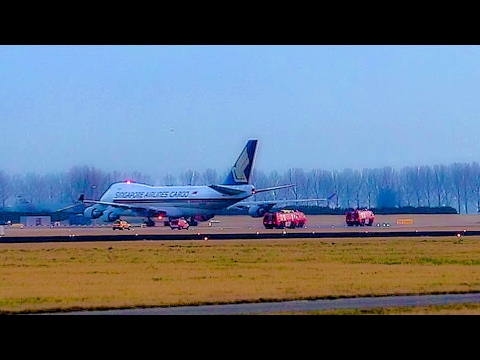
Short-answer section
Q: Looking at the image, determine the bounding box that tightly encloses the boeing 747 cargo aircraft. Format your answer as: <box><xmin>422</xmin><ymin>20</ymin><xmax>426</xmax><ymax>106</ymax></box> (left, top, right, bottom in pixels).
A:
<box><xmin>70</xmin><ymin>139</ymin><xmax>296</xmax><ymax>227</ymax></box>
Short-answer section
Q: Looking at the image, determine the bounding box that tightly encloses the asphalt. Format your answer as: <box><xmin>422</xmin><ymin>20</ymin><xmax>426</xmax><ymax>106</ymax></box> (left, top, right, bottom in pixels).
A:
<box><xmin>49</xmin><ymin>293</ymin><xmax>480</xmax><ymax>315</ymax></box>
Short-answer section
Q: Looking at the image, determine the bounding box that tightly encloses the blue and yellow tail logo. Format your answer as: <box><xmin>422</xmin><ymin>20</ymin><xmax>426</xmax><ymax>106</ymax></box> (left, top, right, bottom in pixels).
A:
<box><xmin>223</xmin><ymin>139</ymin><xmax>257</xmax><ymax>185</ymax></box>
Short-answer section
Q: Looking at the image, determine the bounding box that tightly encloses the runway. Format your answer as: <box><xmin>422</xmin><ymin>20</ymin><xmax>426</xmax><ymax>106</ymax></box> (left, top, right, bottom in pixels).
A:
<box><xmin>49</xmin><ymin>293</ymin><xmax>480</xmax><ymax>315</ymax></box>
<box><xmin>2</xmin><ymin>214</ymin><xmax>480</xmax><ymax>243</ymax></box>
<box><xmin>2</xmin><ymin>229</ymin><xmax>480</xmax><ymax>243</ymax></box>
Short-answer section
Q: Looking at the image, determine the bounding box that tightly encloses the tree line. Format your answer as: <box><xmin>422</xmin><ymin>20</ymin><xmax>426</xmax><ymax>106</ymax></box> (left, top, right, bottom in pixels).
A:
<box><xmin>1</xmin><ymin>161</ymin><xmax>480</xmax><ymax>214</ymax></box>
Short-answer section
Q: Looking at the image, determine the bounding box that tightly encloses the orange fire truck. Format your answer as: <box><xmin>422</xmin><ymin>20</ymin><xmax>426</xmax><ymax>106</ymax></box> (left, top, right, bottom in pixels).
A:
<box><xmin>263</xmin><ymin>209</ymin><xmax>307</xmax><ymax>229</ymax></box>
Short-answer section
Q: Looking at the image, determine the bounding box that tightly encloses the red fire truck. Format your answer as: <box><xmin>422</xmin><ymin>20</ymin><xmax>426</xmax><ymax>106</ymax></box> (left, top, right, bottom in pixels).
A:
<box><xmin>345</xmin><ymin>209</ymin><xmax>375</xmax><ymax>226</ymax></box>
<box><xmin>169</xmin><ymin>218</ymin><xmax>190</xmax><ymax>230</ymax></box>
<box><xmin>263</xmin><ymin>210</ymin><xmax>307</xmax><ymax>229</ymax></box>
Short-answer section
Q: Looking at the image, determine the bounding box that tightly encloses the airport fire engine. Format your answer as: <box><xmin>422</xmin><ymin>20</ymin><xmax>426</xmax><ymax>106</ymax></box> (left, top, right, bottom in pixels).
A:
<box><xmin>263</xmin><ymin>209</ymin><xmax>307</xmax><ymax>229</ymax></box>
<box><xmin>345</xmin><ymin>209</ymin><xmax>375</xmax><ymax>226</ymax></box>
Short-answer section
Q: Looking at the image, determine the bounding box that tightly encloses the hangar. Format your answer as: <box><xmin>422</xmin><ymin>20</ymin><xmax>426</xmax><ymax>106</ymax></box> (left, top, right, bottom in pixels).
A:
<box><xmin>20</xmin><ymin>216</ymin><xmax>51</xmax><ymax>227</ymax></box>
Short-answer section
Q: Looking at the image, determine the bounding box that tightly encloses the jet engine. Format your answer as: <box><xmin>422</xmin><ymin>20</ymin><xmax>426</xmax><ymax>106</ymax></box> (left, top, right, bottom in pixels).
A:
<box><xmin>101</xmin><ymin>210</ymin><xmax>121</xmax><ymax>222</ymax></box>
<box><xmin>248</xmin><ymin>206</ymin><xmax>268</xmax><ymax>218</ymax></box>
<box><xmin>84</xmin><ymin>206</ymin><xmax>103</xmax><ymax>219</ymax></box>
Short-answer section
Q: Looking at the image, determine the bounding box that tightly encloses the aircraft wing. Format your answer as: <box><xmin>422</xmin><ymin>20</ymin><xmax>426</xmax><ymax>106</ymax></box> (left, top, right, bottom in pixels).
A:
<box><xmin>232</xmin><ymin>197</ymin><xmax>333</xmax><ymax>209</ymax></box>
<box><xmin>252</xmin><ymin>184</ymin><xmax>295</xmax><ymax>194</ymax></box>
<box><xmin>230</xmin><ymin>192</ymin><xmax>337</xmax><ymax>212</ymax></box>
<box><xmin>81</xmin><ymin>198</ymin><xmax>134</xmax><ymax>210</ymax></box>
<box><xmin>55</xmin><ymin>202</ymin><xmax>87</xmax><ymax>213</ymax></box>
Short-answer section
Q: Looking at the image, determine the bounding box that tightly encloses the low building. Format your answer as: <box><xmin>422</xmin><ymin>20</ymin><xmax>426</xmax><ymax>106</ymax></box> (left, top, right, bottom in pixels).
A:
<box><xmin>20</xmin><ymin>216</ymin><xmax>51</xmax><ymax>226</ymax></box>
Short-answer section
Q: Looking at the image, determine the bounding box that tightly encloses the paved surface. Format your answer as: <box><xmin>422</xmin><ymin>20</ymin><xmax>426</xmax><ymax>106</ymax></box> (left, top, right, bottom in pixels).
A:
<box><xmin>3</xmin><ymin>214</ymin><xmax>480</xmax><ymax>241</ymax></box>
<box><xmin>51</xmin><ymin>293</ymin><xmax>480</xmax><ymax>315</ymax></box>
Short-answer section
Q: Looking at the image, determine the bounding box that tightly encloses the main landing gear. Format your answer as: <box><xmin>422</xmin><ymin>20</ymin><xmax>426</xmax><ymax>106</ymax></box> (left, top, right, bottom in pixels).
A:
<box><xmin>188</xmin><ymin>217</ymin><xmax>198</xmax><ymax>227</ymax></box>
<box><xmin>144</xmin><ymin>217</ymin><xmax>155</xmax><ymax>227</ymax></box>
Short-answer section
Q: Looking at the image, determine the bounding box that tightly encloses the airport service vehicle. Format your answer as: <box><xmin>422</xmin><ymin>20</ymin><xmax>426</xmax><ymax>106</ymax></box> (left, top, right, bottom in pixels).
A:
<box><xmin>345</xmin><ymin>209</ymin><xmax>374</xmax><ymax>226</ymax></box>
<box><xmin>169</xmin><ymin>218</ymin><xmax>190</xmax><ymax>230</ymax></box>
<box><xmin>263</xmin><ymin>209</ymin><xmax>307</xmax><ymax>229</ymax></box>
<box><xmin>112</xmin><ymin>220</ymin><xmax>131</xmax><ymax>230</ymax></box>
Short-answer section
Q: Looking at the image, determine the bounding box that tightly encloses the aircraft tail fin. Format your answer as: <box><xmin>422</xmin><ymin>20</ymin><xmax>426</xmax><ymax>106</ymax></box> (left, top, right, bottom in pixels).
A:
<box><xmin>222</xmin><ymin>139</ymin><xmax>258</xmax><ymax>185</ymax></box>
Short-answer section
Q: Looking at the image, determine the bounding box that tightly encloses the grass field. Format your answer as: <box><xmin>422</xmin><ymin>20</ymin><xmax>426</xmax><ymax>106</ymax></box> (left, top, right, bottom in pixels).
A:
<box><xmin>2</xmin><ymin>235</ymin><xmax>480</xmax><ymax>314</ymax></box>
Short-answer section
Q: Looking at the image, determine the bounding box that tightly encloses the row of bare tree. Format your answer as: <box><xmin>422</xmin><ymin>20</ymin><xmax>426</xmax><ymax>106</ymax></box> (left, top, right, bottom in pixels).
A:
<box><xmin>1</xmin><ymin>162</ymin><xmax>480</xmax><ymax>213</ymax></box>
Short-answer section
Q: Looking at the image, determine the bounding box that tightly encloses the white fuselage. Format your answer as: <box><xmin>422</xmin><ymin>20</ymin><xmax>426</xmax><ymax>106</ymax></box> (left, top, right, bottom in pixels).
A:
<box><xmin>96</xmin><ymin>182</ymin><xmax>255</xmax><ymax>218</ymax></box>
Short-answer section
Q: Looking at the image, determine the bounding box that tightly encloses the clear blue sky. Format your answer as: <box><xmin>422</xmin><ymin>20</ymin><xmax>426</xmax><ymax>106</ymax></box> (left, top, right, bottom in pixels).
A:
<box><xmin>1</xmin><ymin>45</ymin><xmax>480</xmax><ymax>182</ymax></box>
